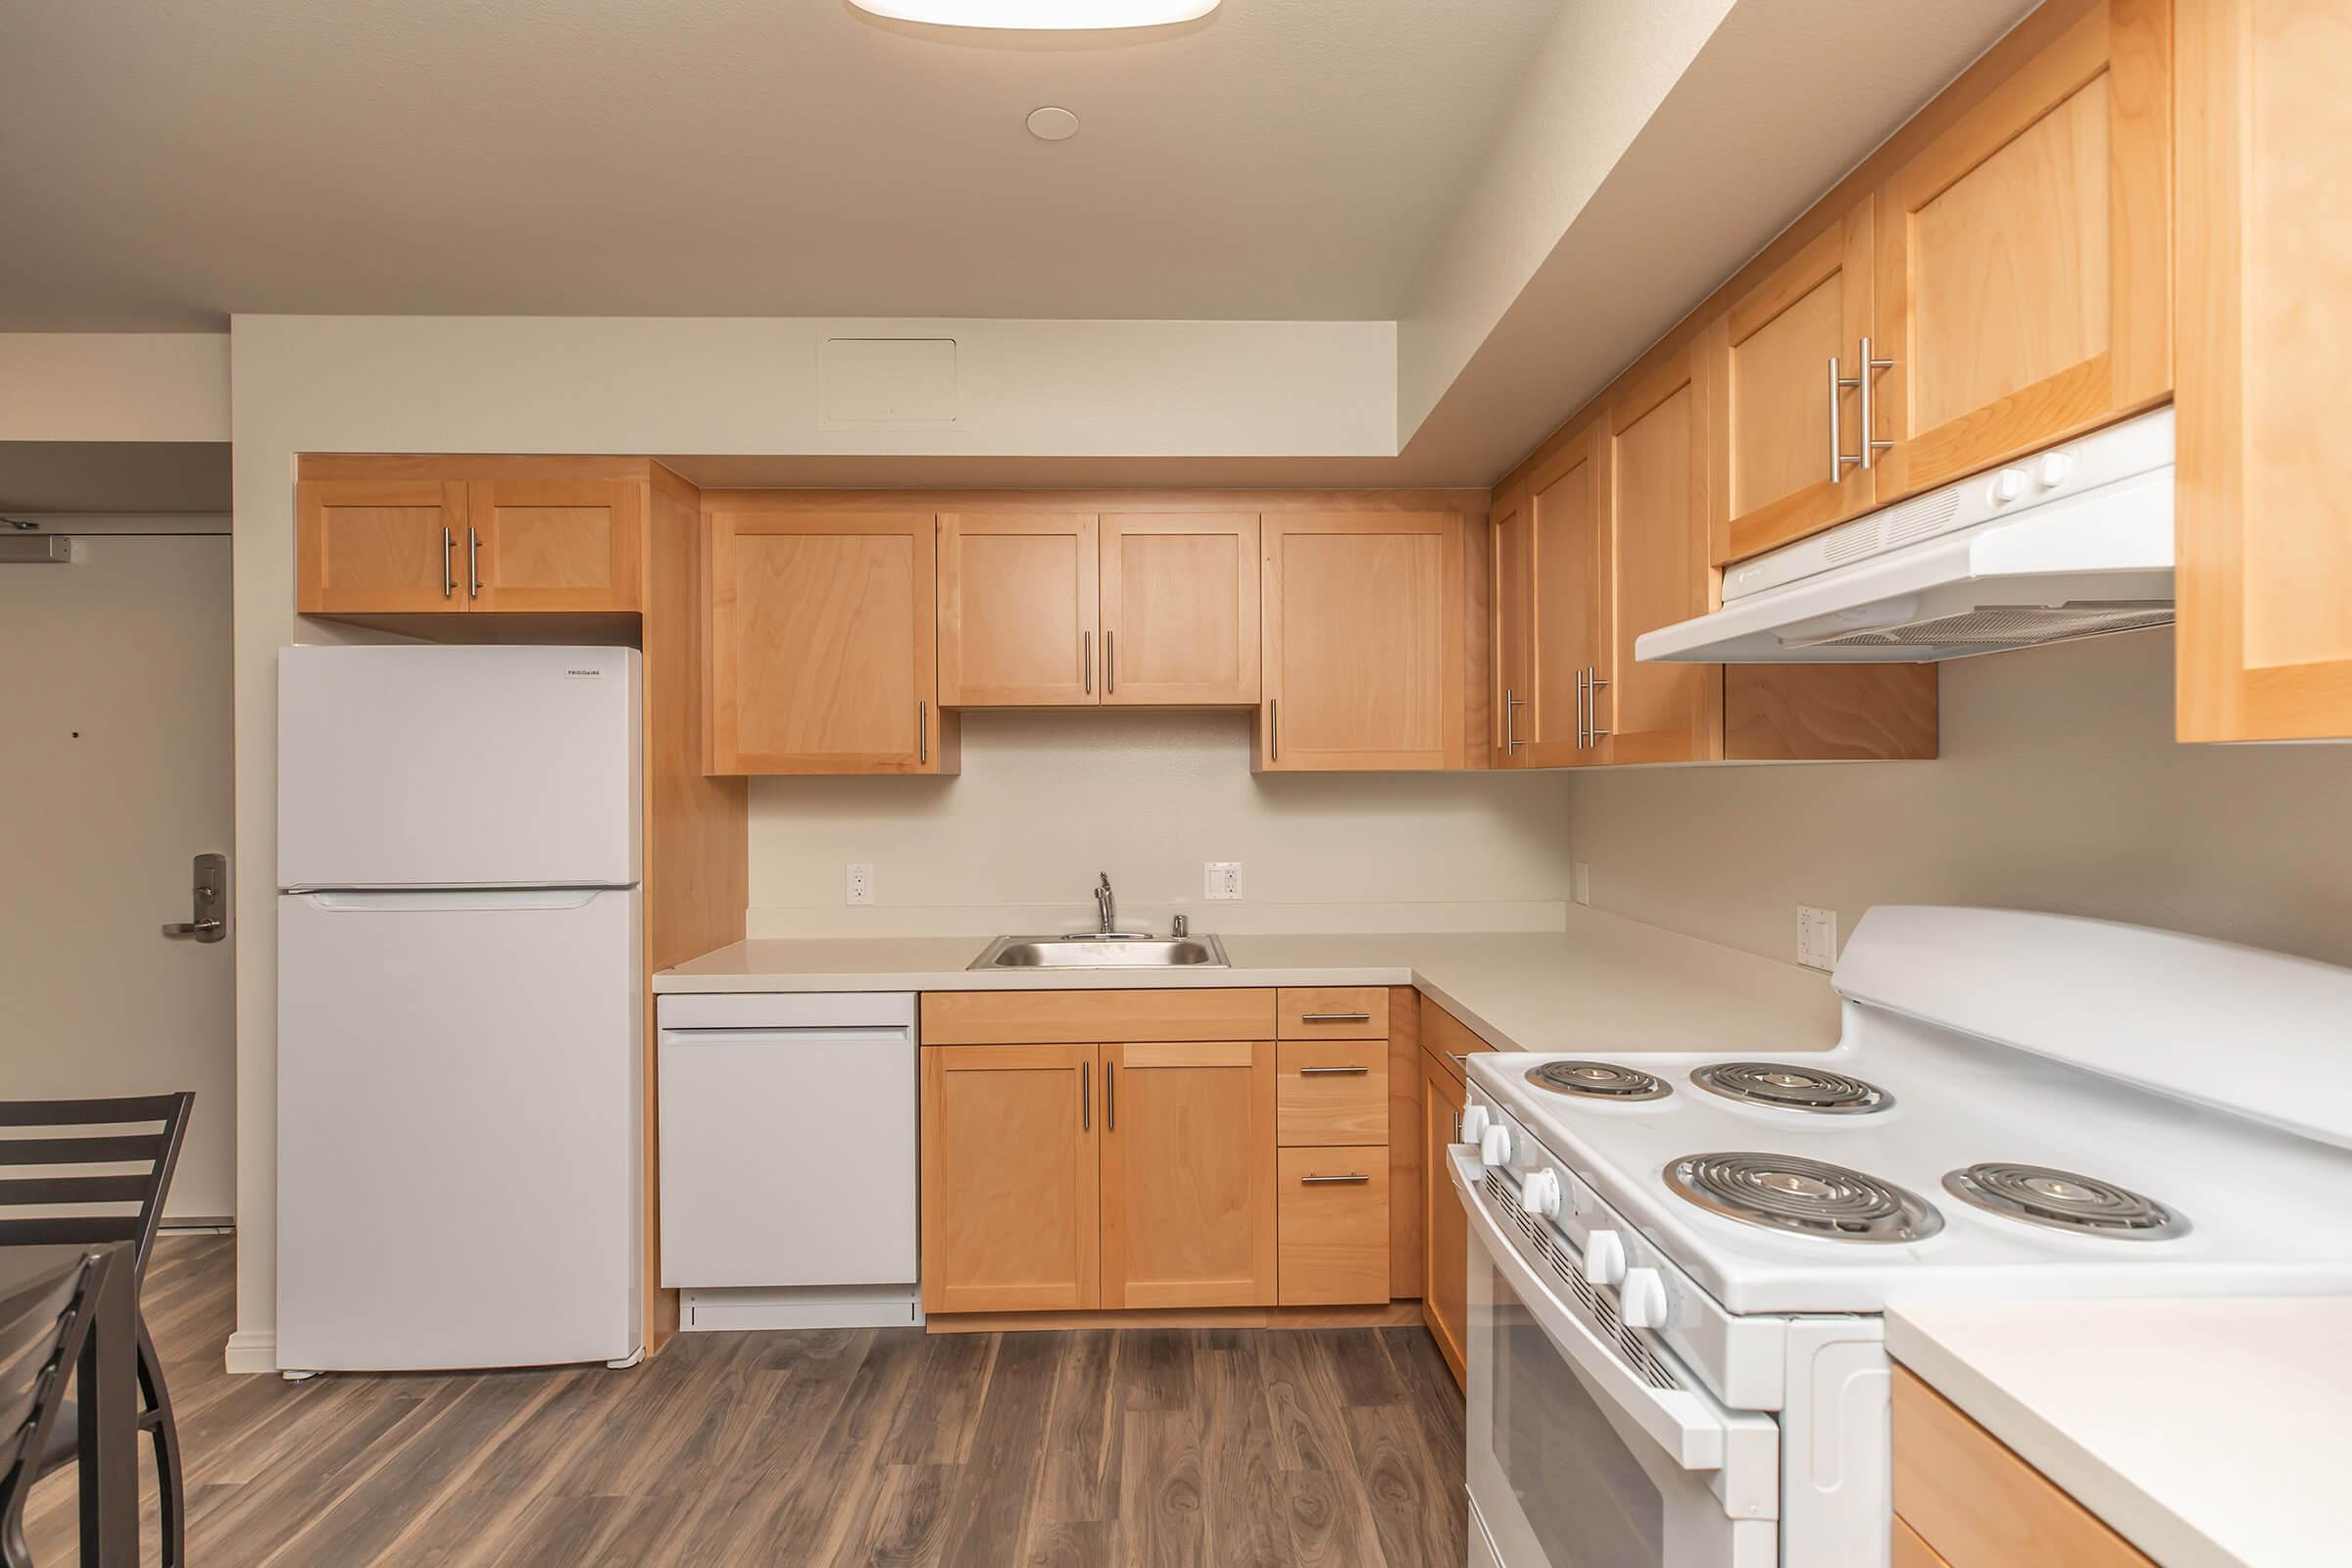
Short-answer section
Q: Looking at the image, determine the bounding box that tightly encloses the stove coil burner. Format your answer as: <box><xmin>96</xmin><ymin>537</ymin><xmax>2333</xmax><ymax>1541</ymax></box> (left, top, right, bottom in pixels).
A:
<box><xmin>1666</xmin><ymin>1152</ymin><xmax>1943</xmax><ymax>1244</ymax></box>
<box><xmin>1525</xmin><ymin>1059</ymin><xmax>1672</xmax><ymax>1102</ymax></box>
<box><xmin>1943</xmin><ymin>1163</ymin><xmax>2187</xmax><ymax>1240</ymax></box>
<box><xmin>1691</xmin><ymin>1061</ymin><xmax>1890</xmax><ymax>1113</ymax></box>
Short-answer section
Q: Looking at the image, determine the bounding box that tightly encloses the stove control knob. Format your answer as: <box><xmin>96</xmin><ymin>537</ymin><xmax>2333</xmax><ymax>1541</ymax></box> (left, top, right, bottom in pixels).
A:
<box><xmin>1457</xmin><ymin>1102</ymin><xmax>1492</xmax><ymax>1144</ymax></box>
<box><xmin>1519</xmin><ymin>1168</ymin><xmax>1562</xmax><ymax>1219</ymax></box>
<box><xmin>2036</xmin><ymin>451</ymin><xmax>2077</xmax><ymax>488</ymax></box>
<box><xmin>1989</xmin><ymin>466</ymin><xmax>2028</xmax><ymax>505</ymax></box>
<box><xmin>1478</xmin><ymin>1124</ymin><xmax>1513</xmax><ymax>1168</ymax></box>
<box><xmin>1619</xmin><ymin>1268</ymin><xmax>1670</xmax><ymax>1331</ymax></box>
<box><xmin>1583</xmin><ymin>1229</ymin><xmax>1628</xmax><ymax>1288</ymax></box>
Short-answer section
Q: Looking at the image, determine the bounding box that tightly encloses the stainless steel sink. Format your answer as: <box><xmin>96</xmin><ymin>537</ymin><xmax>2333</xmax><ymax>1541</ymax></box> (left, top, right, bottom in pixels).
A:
<box><xmin>969</xmin><ymin>933</ymin><xmax>1230</xmax><ymax>970</ymax></box>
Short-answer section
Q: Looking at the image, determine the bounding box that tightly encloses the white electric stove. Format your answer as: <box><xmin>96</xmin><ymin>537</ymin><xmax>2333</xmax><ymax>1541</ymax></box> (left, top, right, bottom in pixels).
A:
<box><xmin>1454</xmin><ymin>906</ymin><xmax>2352</xmax><ymax>1568</ymax></box>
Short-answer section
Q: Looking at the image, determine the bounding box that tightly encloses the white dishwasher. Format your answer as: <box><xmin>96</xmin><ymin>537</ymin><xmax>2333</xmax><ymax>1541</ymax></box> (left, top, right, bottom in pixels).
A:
<box><xmin>657</xmin><ymin>991</ymin><xmax>919</xmax><ymax>1330</ymax></box>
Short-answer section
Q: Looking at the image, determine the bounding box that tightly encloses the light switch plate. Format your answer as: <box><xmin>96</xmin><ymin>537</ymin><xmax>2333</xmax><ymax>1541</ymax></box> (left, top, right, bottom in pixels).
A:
<box><xmin>846</xmin><ymin>862</ymin><xmax>874</xmax><ymax>906</ymax></box>
<box><xmin>1203</xmin><ymin>861</ymin><xmax>1243</xmax><ymax>901</ymax></box>
<box><xmin>1796</xmin><ymin>906</ymin><xmax>1838</xmax><ymax>970</ymax></box>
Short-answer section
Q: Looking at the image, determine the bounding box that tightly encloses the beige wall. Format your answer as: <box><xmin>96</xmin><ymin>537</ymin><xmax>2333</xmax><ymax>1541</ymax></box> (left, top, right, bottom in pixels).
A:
<box><xmin>1567</xmin><ymin>631</ymin><xmax>2352</xmax><ymax>971</ymax></box>
<box><xmin>748</xmin><ymin>710</ymin><xmax>1573</xmax><ymax>939</ymax></box>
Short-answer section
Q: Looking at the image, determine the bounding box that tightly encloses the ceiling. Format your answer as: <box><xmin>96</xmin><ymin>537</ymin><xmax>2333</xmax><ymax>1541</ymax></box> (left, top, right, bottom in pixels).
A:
<box><xmin>0</xmin><ymin>0</ymin><xmax>1563</xmax><ymax>330</ymax></box>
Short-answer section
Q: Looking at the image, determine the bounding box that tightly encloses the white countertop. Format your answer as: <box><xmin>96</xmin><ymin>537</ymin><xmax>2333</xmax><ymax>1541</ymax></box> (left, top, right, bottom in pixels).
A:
<box><xmin>654</xmin><ymin>909</ymin><xmax>1838</xmax><ymax>1057</ymax></box>
<box><xmin>1886</xmin><ymin>1297</ymin><xmax>2352</xmax><ymax>1568</ymax></box>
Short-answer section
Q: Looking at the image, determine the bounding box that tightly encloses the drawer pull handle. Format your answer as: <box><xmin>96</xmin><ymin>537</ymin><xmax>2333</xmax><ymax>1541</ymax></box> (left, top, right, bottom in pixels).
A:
<box><xmin>1300</xmin><ymin>1172</ymin><xmax>1372</xmax><ymax>1185</ymax></box>
<box><xmin>1298</xmin><ymin>1065</ymin><xmax>1371</xmax><ymax>1076</ymax></box>
<box><xmin>1299</xmin><ymin>1011</ymin><xmax>1372</xmax><ymax>1023</ymax></box>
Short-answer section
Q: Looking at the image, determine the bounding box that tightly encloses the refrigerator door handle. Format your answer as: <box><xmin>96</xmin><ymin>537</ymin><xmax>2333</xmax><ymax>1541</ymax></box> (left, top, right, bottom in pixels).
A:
<box><xmin>290</xmin><ymin>888</ymin><xmax>615</xmax><ymax>911</ymax></box>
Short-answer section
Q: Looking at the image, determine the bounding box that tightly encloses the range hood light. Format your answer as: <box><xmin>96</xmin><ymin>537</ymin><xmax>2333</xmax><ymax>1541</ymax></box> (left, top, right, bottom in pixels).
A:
<box><xmin>851</xmin><ymin>0</ymin><xmax>1219</xmax><ymax>27</ymax></box>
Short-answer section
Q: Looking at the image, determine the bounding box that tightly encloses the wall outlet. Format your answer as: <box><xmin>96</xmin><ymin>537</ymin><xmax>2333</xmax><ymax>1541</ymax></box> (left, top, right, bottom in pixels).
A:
<box><xmin>846</xmin><ymin>862</ymin><xmax>874</xmax><ymax>906</ymax></box>
<box><xmin>1796</xmin><ymin>906</ymin><xmax>1838</xmax><ymax>970</ymax></box>
<box><xmin>1572</xmin><ymin>862</ymin><xmax>1592</xmax><ymax>906</ymax></box>
<box><xmin>1203</xmin><ymin>861</ymin><xmax>1244</xmax><ymax>901</ymax></box>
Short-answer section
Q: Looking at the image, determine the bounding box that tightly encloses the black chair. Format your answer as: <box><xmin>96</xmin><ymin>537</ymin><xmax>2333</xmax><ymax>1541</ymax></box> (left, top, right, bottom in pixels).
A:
<box><xmin>0</xmin><ymin>1096</ymin><xmax>193</xmax><ymax>1567</ymax></box>
<box><xmin>0</xmin><ymin>1253</ymin><xmax>101</xmax><ymax>1568</ymax></box>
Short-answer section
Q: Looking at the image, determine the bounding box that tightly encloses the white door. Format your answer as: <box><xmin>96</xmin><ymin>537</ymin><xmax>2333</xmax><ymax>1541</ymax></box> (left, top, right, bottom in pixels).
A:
<box><xmin>0</xmin><ymin>529</ymin><xmax>235</xmax><ymax>1222</ymax></box>
<box><xmin>276</xmin><ymin>888</ymin><xmax>642</xmax><ymax>1371</ymax></box>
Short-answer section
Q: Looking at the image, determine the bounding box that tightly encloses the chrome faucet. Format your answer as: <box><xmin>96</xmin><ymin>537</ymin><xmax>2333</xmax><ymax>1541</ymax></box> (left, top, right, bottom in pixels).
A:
<box><xmin>1094</xmin><ymin>872</ymin><xmax>1115</xmax><ymax>934</ymax></box>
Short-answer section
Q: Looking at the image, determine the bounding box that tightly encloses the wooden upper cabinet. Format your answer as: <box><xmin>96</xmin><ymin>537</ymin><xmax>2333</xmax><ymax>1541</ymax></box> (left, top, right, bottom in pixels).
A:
<box><xmin>1100</xmin><ymin>1042</ymin><xmax>1278</xmax><ymax>1310</ymax></box>
<box><xmin>1870</xmin><ymin>0</ymin><xmax>2172</xmax><ymax>501</ymax></box>
<box><xmin>920</xmin><ymin>1045</ymin><xmax>1101</xmax><ymax>1314</ymax></box>
<box><xmin>1488</xmin><ymin>487</ymin><xmax>1530</xmax><ymax>766</ymax></box>
<box><xmin>1714</xmin><ymin>196</ymin><xmax>1879</xmax><ymax>564</ymax></box>
<box><xmin>1520</xmin><ymin>423</ymin><xmax>1611</xmax><ymax>767</ymax></box>
<box><xmin>705</xmin><ymin>509</ymin><xmax>947</xmax><ymax>775</ymax></box>
<box><xmin>466</xmin><ymin>479</ymin><xmax>642</xmax><ymax>612</ymax></box>
<box><xmin>1260</xmin><ymin>512</ymin><xmax>1464</xmax><ymax>771</ymax></box>
<box><xmin>296</xmin><ymin>479</ymin><xmax>467</xmax><ymax>613</ymax></box>
<box><xmin>1099</xmin><ymin>513</ymin><xmax>1260</xmax><ymax>707</ymax></box>
<box><xmin>1605</xmin><ymin>348</ymin><xmax>1720</xmax><ymax>764</ymax></box>
<box><xmin>2175</xmin><ymin>0</ymin><xmax>2352</xmax><ymax>742</ymax></box>
<box><xmin>938</xmin><ymin>513</ymin><xmax>1100</xmax><ymax>707</ymax></box>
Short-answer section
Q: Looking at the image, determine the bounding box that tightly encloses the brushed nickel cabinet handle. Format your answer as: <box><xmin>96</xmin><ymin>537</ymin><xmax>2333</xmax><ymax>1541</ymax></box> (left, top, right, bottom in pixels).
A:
<box><xmin>1576</xmin><ymin>666</ymin><xmax>1589</xmax><ymax>747</ymax></box>
<box><xmin>1858</xmin><ymin>334</ymin><xmax>1895</xmax><ymax>470</ymax></box>
<box><xmin>1503</xmin><ymin>686</ymin><xmax>1523</xmax><ymax>755</ymax></box>
<box><xmin>1105</xmin><ymin>630</ymin><xmax>1115</xmax><ymax>695</ymax></box>
<box><xmin>918</xmin><ymin>700</ymin><xmax>928</xmax><ymax>764</ymax></box>
<box><xmin>1270</xmin><ymin>697</ymin><xmax>1279</xmax><ymax>762</ymax></box>
<box><xmin>1298</xmin><ymin>1064</ymin><xmax>1371</xmax><ymax>1076</ymax></box>
<box><xmin>466</xmin><ymin>526</ymin><xmax>482</xmax><ymax>599</ymax></box>
<box><xmin>1083</xmin><ymin>630</ymin><xmax>1093</xmax><ymax>695</ymax></box>
<box><xmin>1299</xmin><ymin>1173</ymin><xmax>1372</xmax><ymax>1185</ymax></box>
<box><xmin>1081</xmin><ymin>1059</ymin><xmax>1090</xmax><ymax>1132</ymax></box>
<box><xmin>1105</xmin><ymin>1061</ymin><xmax>1116</xmax><ymax>1132</ymax></box>
<box><xmin>1830</xmin><ymin>355</ymin><xmax>1862</xmax><ymax>484</ymax></box>
<box><xmin>1587</xmin><ymin>668</ymin><xmax>1610</xmax><ymax>744</ymax></box>
<box><xmin>441</xmin><ymin>527</ymin><xmax>455</xmax><ymax>599</ymax></box>
<box><xmin>1299</xmin><ymin>1011</ymin><xmax>1371</xmax><ymax>1023</ymax></box>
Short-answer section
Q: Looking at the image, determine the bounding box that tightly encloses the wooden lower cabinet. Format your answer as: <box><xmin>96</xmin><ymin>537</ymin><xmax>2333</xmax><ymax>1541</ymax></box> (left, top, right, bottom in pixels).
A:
<box><xmin>1417</xmin><ymin>995</ymin><xmax>1495</xmax><ymax>1388</ymax></box>
<box><xmin>1101</xmin><ymin>1042</ymin><xmax>1277</xmax><ymax>1309</ymax></box>
<box><xmin>920</xmin><ymin>989</ymin><xmax>1399</xmax><ymax>1320</ymax></box>
<box><xmin>919</xmin><ymin>1045</ymin><xmax>1101</xmax><ymax>1314</ymax></box>
<box><xmin>1892</xmin><ymin>1366</ymin><xmax>2157</xmax><ymax>1568</ymax></box>
<box><xmin>1275</xmin><ymin>1148</ymin><xmax>1390</xmax><ymax>1305</ymax></box>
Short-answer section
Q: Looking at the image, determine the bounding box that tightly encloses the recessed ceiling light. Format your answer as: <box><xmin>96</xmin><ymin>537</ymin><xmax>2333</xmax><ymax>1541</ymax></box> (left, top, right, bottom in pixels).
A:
<box><xmin>1026</xmin><ymin>106</ymin><xmax>1081</xmax><ymax>141</ymax></box>
<box><xmin>850</xmin><ymin>0</ymin><xmax>1218</xmax><ymax>28</ymax></box>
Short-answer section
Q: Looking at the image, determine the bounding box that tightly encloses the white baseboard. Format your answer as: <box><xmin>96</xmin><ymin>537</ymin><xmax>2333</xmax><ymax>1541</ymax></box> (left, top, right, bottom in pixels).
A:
<box><xmin>223</xmin><ymin>1330</ymin><xmax>277</xmax><ymax>1375</ymax></box>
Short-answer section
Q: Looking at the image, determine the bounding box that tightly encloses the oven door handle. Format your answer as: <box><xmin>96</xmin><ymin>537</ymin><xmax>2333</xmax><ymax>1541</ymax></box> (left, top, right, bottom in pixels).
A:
<box><xmin>1449</xmin><ymin>1146</ymin><xmax>1771</xmax><ymax>1482</ymax></box>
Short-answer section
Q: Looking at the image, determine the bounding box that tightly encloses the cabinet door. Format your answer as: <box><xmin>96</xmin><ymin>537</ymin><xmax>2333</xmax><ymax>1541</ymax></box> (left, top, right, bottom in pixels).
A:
<box><xmin>2176</xmin><ymin>0</ymin><xmax>2352</xmax><ymax>742</ymax></box>
<box><xmin>938</xmin><ymin>513</ymin><xmax>1100</xmax><ymax>706</ymax></box>
<box><xmin>1520</xmin><ymin>423</ymin><xmax>1611</xmax><ymax>767</ymax></box>
<box><xmin>920</xmin><ymin>1045</ymin><xmax>1100</xmax><ymax>1314</ymax></box>
<box><xmin>1871</xmin><ymin>0</ymin><xmax>2172</xmax><ymax>501</ymax></box>
<box><xmin>296</xmin><ymin>480</ymin><xmax>466</xmax><ymax>613</ymax></box>
<box><xmin>1604</xmin><ymin>349</ymin><xmax>1720</xmax><ymax>764</ymax></box>
<box><xmin>1101</xmin><ymin>1042</ymin><xmax>1277</xmax><ymax>1309</ymax></box>
<box><xmin>1488</xmin><ymin>487</ymin><xmax>1531</xmax><ymax>766</ymax></box>
<box><xmin>1420</xmin><ymin>1049</ymin><xmax>1470</xmax><ymax>1388</ymax></box>
<box><xmin>466</xmin><ymin>479</ymin><xmax>643</xmax><ymax>612</ymax></box>
<box><xmin>706</xmin><ymin>510</ymin><xmax>944</xmax><ymax>775</ymax></box>
<box><xmin>1714</xmin><ymin>196</ymin><xmax>1879</xmax><ymax>564</ymax></box>
<box><xmin>1099</xmin><ymin>513</ymin><xmax>1260</xmax><ymax>706</ymax></box>
<box><xmin>1260</xmin><ymin>512</ymin><xmax>1463</xmax><ymax>770</ymax></box>
<box><xmin>1275</xmin><ymin>1148</ymin><xmax>1390</xmax><ymax>1305</ymax></box>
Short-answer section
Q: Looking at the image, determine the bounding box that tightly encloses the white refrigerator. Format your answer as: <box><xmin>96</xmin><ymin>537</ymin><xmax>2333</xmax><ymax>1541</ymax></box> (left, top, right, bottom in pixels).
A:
<box><xmin>275</xmin><ymin>644</ymin><xmax>644</xmax><ymax>1373</ymax></box>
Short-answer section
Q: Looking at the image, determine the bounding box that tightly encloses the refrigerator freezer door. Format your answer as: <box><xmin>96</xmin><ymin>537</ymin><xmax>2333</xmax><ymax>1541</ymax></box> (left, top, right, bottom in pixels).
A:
<box><xmin>277</xmin><ymin>645</ymin><xmax>640</xmax><ymax>890</ymax></box>
<box><xmin>276</xmin><ymin>888</ymin><xmax>642</xmax><ymax>1370</ymax></box>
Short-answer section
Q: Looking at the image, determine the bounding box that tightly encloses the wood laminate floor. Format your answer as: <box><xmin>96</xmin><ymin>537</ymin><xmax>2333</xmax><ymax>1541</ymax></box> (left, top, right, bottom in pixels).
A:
<box><xmin>26</xmin><ymin>1236</ymin><xmax>1469</xmax><ymax>1566</ymax></box>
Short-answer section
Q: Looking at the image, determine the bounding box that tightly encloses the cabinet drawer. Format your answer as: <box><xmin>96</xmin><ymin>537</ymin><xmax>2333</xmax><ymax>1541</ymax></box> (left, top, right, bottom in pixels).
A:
<box><xmin>1892</xmin><ymin>1366</ymin><xmax>2156</xmax><ymax>1568</ymax></box>
<box><xmin>1276</xmin><ymin>1042</ymin><xmax>1389</xmax><ymax>1147</ymax></box>
<box><xmin>1276</xmin><ymin>1147</ymin><xmax>1390</xmax><ymax>1305</ymax></box>
<box><xmin>1419</xmin><ymin>996</ymin><xmax>1494</xmax><ymax>1082</ymax></box>
<box><xmin>1277</xmin><ymin>987</ymin><xmax>1388</xmax><ymax>1040</ymax></box>
<box><xmin>921</xmin><ymin>988</ymin><xmax>1275</xmax><ymax>1045</ymax></box>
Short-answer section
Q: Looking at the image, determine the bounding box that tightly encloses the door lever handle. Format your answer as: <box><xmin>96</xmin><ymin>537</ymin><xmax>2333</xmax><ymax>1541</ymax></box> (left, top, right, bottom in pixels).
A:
<box><xmin>165</xmin><ymin>852</ymin><xmax>228</xmax><ymax>943</ymax></box>
<box><xmin>161</xmin><ymin>919</ymin><xmax>224</xmax><ymax>939</ymax></box>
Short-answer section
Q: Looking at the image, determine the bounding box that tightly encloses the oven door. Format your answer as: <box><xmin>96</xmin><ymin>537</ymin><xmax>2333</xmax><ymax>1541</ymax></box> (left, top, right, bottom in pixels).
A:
<box><xmin>1451</xmin><ymin>1148</ymin><xmax>1779</xmax><ymax>1568</ymax></box>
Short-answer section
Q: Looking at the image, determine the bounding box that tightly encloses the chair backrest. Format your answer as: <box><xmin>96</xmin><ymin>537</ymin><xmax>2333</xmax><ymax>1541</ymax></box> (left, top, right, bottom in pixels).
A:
<box><xmin>0</xmin><ymin>1095</ymin><xmax>194</xmax><ymax>1287</ymax></box>
<box><xmin>0</xmin><ymin>1255</ymin><xmax>95</xmax><ymax>1513</ymax></box>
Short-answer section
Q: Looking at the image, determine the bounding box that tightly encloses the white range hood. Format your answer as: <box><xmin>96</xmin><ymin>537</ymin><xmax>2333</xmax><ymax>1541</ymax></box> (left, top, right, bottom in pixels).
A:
<box><xmin>1638</xmin><ymin>408</ymin><xmax>2175</xmax><ymax>663</ymax></box>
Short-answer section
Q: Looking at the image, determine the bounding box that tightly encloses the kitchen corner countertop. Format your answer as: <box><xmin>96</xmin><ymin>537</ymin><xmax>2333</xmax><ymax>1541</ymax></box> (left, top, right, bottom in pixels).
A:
<box><xmin>654</xmin><ymin>912</ymin><xmax>1838</xmax><ymax>1057</ymax></box>
<box><xmin>1886</xmin><ymin>1297</ymin><xmax>2352</xmax><ymax>1568</ymax></box>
